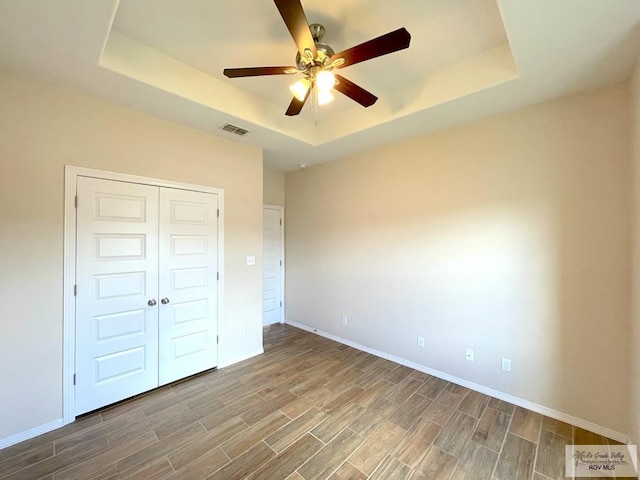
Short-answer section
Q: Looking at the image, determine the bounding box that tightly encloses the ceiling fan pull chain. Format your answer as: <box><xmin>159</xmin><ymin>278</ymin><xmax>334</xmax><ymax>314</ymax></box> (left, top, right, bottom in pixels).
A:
<box><xmin>313</xmin><ymin>83</ymin><xmax>318</xmax><ymax>125</ymax></box>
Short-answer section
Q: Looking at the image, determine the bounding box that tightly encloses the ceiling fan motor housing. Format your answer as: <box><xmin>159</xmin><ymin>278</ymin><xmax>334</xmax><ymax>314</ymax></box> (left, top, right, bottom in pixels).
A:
<box><xmin>296</xmin><ymin>24</ymin><xmax>334</xmax><ymax>72</ymax></box>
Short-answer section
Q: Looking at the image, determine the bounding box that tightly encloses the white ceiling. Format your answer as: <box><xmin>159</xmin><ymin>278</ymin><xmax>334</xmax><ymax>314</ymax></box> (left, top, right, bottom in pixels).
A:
<box><xmin>111</xmin><ymin>0</ymin><xmax>508</xmax><ymax>120</ymax></box>
<box><xmin>1</xmin><ymin>1</ymin><xmax>639</xmax><ymax>171</ymax></box>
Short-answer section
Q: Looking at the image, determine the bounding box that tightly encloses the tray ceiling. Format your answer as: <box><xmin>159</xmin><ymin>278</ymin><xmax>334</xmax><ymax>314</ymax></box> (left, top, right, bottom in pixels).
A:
<box><xmin>0</xmin><ymin>1</ymin><xmax>639</xmax><ymax>170</ymax></box>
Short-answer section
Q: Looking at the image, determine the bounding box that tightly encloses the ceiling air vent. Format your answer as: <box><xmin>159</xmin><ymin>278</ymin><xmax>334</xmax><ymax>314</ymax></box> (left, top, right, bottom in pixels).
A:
<box><xmin>220</xmin><ymin>123</ymin><xmax>249</xmax><ymax>136</ymax></box>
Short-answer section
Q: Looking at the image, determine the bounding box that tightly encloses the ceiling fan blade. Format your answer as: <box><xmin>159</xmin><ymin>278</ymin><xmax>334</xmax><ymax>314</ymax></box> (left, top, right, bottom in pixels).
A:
<box><xmin>223</xmin><ymin>66</ymin><xmax>298</xmax><ymax>78</ymax></box>
<box><xmin>274</xmin><ymin>0</ymin><xmax>317</xmax><ymax>60</ymax></box>
<box><xmin>334</xmin><ymin>75</ymin><xmax>378</xmax><ymax>107</ymax></box>
<box><xmin>285</xmin><ymin>89</ymin><xmax>311</xmax><ymax>116</ymax></box>
<box><xmin>331</xmin><ymin>27</ymin><xmax>411</xmax><ymax>68</ymax></box>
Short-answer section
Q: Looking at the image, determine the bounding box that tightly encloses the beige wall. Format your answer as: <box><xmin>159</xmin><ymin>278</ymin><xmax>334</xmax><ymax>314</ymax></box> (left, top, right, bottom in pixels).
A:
<box><xmin>632</xmin><ymin>60</ymin><xmax>640</xmax><ymax>444</ymax></box>
<box><xmin>263</xmin><ymin>165</ymin><xmax>285</xmax><ymax>206</ymax></box>
<box><xmin>286</xmin><ymin>83</ymin><xmax>632</xmax><ymax>435</ymax></box>
<box><xmin>0</xmin><ymin>71</ymin><xmax>264</xmax><ymax>442</ymax></box>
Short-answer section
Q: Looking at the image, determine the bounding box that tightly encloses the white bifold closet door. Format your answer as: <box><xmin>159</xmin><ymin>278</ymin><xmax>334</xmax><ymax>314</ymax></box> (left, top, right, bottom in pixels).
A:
<box><xmin>158</xmin><ymin>187</ymin><xmax>218</xmax><ymax>386</ymax></box>
<box><xmin>75</xmin><ymin>176</ymin><xmax>218</xmax><ymax>415</ymax></box>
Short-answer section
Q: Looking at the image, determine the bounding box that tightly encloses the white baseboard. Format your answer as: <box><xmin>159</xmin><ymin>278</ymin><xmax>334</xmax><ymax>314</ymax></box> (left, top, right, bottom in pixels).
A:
<box><xmin>0</xmin><ymin>348</ymin><xmax>264</xmax><ymax>451</ymax></box>
<box><xmin>219</xmin><ymin>348</ymin><xmax>264</xmax><ymax>368</ymax></box>
<box><xmin>0</xmin><ymin>418</ymin><xmax>64</xmax><ymax>450</ymax></box>
<box><xmin>285</xmin><ymin>319</ymin><xmax>630</xmax><ymax>444</ymax></box>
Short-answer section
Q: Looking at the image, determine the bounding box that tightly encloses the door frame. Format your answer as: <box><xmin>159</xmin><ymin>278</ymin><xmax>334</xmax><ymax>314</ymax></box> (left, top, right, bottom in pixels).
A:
<box><xmin>63</xmin><ymin>165</ymin><xmax>224</xmax><ymax>424</ymax></box>
<box><xmin>263</xmin><ymin>204</ymin><xmax>285</xmax><ymax>324</ymax></box>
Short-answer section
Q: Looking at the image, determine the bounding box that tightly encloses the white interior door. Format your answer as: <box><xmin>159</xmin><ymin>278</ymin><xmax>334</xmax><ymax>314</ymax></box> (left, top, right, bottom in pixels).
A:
<box><xmin>75</xmin><ymin>177</ymin><xmax>159</xmax><ymax>415</ymax></box>
<box><xmin>262</xmin><ymin>207</ymin><xmax>282</xmax><ymax>326</ymax></box>
<box><xmin>158</xmin><ymin>188</ymin><xmax>218</xmax><ymax>385</ymax></box>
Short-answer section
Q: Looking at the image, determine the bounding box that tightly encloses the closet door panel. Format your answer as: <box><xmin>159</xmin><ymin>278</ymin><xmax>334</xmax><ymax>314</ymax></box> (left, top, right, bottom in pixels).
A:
<box><xmin>75</xmin><ymin>177</ymin><xmax>159</xmax><ymax>415</ymax></box>
<box><xmin>158</xmin><ymin>188</ymin><xmax>219</xmax><ymax>385</ymax></box>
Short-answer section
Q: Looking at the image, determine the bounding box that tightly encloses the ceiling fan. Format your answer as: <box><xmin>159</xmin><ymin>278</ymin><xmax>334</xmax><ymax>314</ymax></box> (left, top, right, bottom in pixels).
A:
<box><xmin>223</xmin><ymin>0</ymin><xmax>411</xmax><ymax>116</ymax></box>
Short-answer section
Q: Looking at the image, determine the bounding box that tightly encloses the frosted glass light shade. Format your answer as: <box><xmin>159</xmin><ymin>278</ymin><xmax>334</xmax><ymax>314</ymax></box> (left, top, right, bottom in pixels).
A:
<box><xmin>289</xmin><ymin>78</ymin><xmax>311</xmax><ymax>101</ymax></box>
<box><xmin>317</xmin><ymin>90</ymin><xmax>334</xmax><ymax>105</ymax></box>
<box><xmin>316</xmin><ymin>70</ymin><xmax>336</xmax><ymax>92</ymax></box>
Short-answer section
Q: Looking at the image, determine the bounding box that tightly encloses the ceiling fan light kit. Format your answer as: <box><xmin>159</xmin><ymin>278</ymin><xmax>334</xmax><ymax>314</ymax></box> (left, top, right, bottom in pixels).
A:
<box><xmin>223</xmin><ymin>0</ymin><xmax>411</xmax><ymax>116</ymax></box>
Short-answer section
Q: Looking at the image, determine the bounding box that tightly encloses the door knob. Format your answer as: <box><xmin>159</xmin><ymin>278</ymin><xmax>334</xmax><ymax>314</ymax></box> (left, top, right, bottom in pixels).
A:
<box><xmin>148</xmin><ymin>299</ymin><xmax>157</xmax><ymax>306</ymax></box>
<box><xmin>161</xmin><ymin>297</ymin><xmax>170</xmax><ymax>305</ymax></box>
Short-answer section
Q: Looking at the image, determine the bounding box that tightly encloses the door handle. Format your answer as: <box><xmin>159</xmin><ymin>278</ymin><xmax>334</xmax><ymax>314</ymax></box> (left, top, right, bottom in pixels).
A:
<box><xmin>161</xmin><ymin>297</ymin><xmax>170</xmax><ymax>305</ymax></box>
<box><xmin>148</xmin><ymin>299</ymin><xmax>157</xmax><ymax>306</ymax></box>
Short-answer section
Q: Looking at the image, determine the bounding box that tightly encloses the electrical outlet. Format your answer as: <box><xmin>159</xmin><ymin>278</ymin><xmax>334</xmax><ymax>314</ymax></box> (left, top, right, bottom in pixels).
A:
<box><xmin>502</xmin><ymin>358</ymin><xmax>512</xmax><ymax>372</ymax></box>
<box><xmin>240</xmin><ymin>328</ymin><xmax>245</xmax><ymax>338</ymax></box>
<box><xmin>465</xmin><ymin>348</ymin><xmax>474</xmax><ymax>362</ymax></box>
<box><xmin>417</xmin><ymin>336</ymin><xmax>425</xmax><ymax>348</ymax></box>
<box><xmin>342</xmin><ymin>316</ymin><xmax>348</xmax><ymax>326</ymax></box>
<box><xmin>246</xmin><ymin>256</ymin><xmax>256</xmax><ymax>266</ymax></box>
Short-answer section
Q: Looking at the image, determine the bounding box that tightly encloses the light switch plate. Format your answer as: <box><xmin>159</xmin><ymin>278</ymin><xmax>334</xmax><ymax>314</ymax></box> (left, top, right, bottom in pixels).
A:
<box><xmin>502</xmin><ymin>358</ymin><xmax>512</xmax><ymax>372</ymax></box>
<box><xmin>246</xmin><ymin>256</ymin><xmax>256</xmax><ymax>266</ymax></box>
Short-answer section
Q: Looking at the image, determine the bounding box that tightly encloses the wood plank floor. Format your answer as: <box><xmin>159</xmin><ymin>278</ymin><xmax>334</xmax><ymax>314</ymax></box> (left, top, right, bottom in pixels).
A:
<box><xmin>0</xmin><ymin>324</ymin><xmax>625</xmax><ymax>480</ymax></box>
